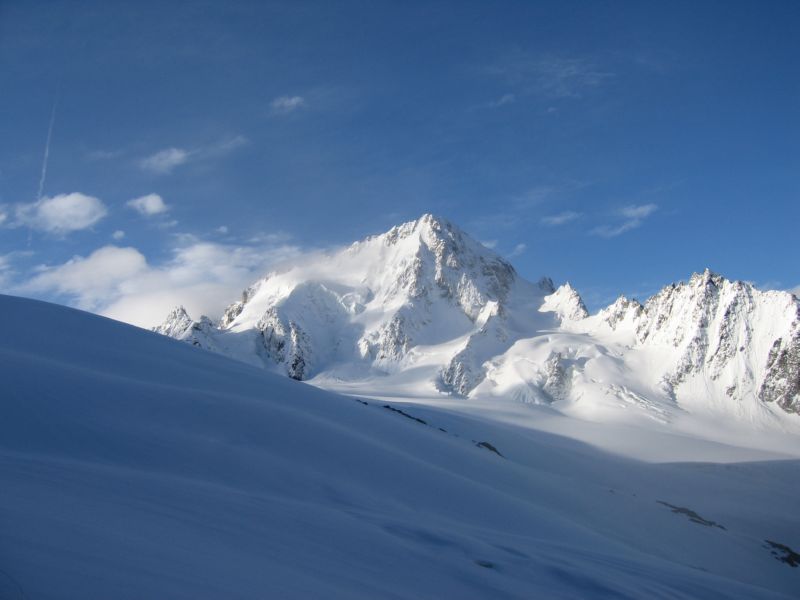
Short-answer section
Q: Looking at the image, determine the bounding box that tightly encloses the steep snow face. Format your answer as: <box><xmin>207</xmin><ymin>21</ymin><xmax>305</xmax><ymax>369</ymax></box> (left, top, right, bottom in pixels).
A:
<box><xmin>540</xmin><ymin>283</ymin><xmax>589</xmax><ymax>323</ymax></box>
<box><xmin>631</xmin><ymin>270</ymin><xmax>800</xmax><ymax>415</ymax></box>
<box><xmin>156</xmin><ymin>214</ymin><xmax>556</xmax><ymax>391</ymax></box>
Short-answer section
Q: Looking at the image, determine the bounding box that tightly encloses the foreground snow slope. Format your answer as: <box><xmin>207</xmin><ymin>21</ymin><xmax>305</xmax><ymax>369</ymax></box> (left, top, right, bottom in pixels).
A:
<box><xmin>2</xmin><ymin>295</ymin><xmax>800</xmax><ymax>599</ymax></box>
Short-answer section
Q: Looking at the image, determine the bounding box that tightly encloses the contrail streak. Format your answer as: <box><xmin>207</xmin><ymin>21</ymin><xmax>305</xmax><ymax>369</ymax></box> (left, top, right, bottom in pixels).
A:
<box><xmin>36</xmin><ymin>93</ymin><xmax>59</xmax><ymax>201</ymax></box>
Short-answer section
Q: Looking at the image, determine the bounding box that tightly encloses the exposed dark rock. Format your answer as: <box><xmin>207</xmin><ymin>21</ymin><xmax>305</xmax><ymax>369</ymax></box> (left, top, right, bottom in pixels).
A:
<box><xmin>476</xmin><ymin>441</ymin><xmax>504</xmax><ymax>457</ymax></box>
<box><xmin>657</xmin><ymin>501</ymin><xmax>726</xmax><ymax>530</ymax></box>
<box><xmin>759</xmin><ymin>328</ymin><xmax>800</xmax><ymax>414</ymax></box>
<box><xmin>383</xmin><ymin>405</ymin><xmax>427</xmax><ymax>425</ymax></box>
<box><xmin>764</xmin><ymin>540</ymin><xmax>800</xmax><ymax>567</ymax></box>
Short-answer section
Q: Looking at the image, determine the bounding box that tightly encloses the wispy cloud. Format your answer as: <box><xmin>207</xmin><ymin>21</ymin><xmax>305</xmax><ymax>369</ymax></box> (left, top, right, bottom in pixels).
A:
<box><xmin>541</xmin><ymin>210</ymin><xmax>582</xmax><ymax>226</ymax></box>
<box><xmin>112</xmin><ymin>230</ymin><xmax>125</xmax><ymax>240</ymax></box>
<box><xmin>512</xmin><ymin>186</ymin><xmax>556</xmax><ymax>209</ymax></box>
<box><xmin>0</xmin><ymin>254</ymin><xmax>13</xmax><ymax>287</ymax></box>
<box><xmin>270</xmin><ymin>95</ymin><xmax>306</xmax><ymax>115</ymax></box>
<box><xmin>470</xmin><ymin>185</ymin><xmax>563</xmax><ymax>233</ymax></box>
<box><xmin>86</xmin><ymin>149</ymin><xmax>124</xmax><ymax>161</ymax></box>
<box><xmin>508</xmin><ymin>243</ymin><xmax>527</xmax><ymax>258</ymax></box>
<box><xmin>483</xmin><ymin>93</ymin><xmax>516</xmax><ymax>109</ymax></box>
<box><xmin>139</xmin><ymin>148</ymin><xmax>189</xmax><ymax>174</ymax></box>
<box><xmin>127</xmin><ymin>193</ymin><xmax>169</xmax><ymax>217</ymax></box>
<box><xmin>202</xmin><ymin>135</ymin><xmax>248</xmax><ymax>158</ymax></box>
<box><xmin>10</xmin><ymin>193</ymin><xmax>108</xmax><ymax>234</ymax></box>
<box><xmin>592</xmin><ymin>203</ymin><xmax>658</xmax><ymax>238</ymax></box>
<box><xmin>138</xmin><ymin>135</ymin><xmax>248</xmax><ymax>175</ymax></box>
<box><xmin>486</xmin><ymin>53</ymin><xmax>613</xmax><ymax>100</ymax></box>
<box><xmin>619</xmin><ymin>204</ymin><xmax>658</xmax><ymax>220</ymax></box>
<box><xmin>0</xmin><ymin>251</ymin><xmax>35</xmax><ymax>289</ymax></box>
<box><xmin>480</xmin><ymin>239</ymin><xmax>498</xmax><ymax>249</ymax></box>
<box><xmin>789</xmin><ymin>285</ymin><xmax>800</xmax><ymax>298</ymax></box>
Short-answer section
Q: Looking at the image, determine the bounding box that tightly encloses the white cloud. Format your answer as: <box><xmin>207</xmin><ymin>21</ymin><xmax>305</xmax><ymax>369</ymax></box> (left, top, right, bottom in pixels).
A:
<box><xmin>127</xmin><ymin>193</ymin><xmax>169</xmax><ymax>216</ymax></box>
<box><xmin>0</xmin><ymin>210</ymin><xmax>7</xmax><ymax>226</ymax></box>
<box><xmin>138</xmin><ymin>136</ymin><xmax>247</xmax><ymax>175</ymax></box>
<box><xmin>112</xmin><ymin>230</ymin><xmax>126</xmax><ymax>240</ymax></box>
<box><xmin>508</xmin><ymin>243</ymin><xmax>527</xmax><ymax>258</ymax></box>
<box><xmin>19</xmin><ymin>246</ymin><xmax>148</xmax><ymax>308</ymax></box>
<box><xmin>480</xmin><ymin>239</ymin><xmax>498</xmax><ymax>249</ymax></box>
<box><xmin>15</xmin><ymin>238</ymin><xmax>303</xmax><ymax>328</ymax></box>
<box><xmin>14</xmin><ymin>193</ymin><xmax>108</xmax><ymax>234</ymax></box>
<box><xmin>139</xmin><ymin>148</ymin><xmax>190</xmax><ymax>174</ymax></box>
<box><xmin>203</xmin><ymin>135</ymin><xmax>248</xmax><ymax>157</ymax></box>
<box><xmin>620</xmin><ymin>203</ymin><xmax>658</xmax><ymax>220</ymax></box>
<box><xmin>591</xmin><ymin>221</ymin><xmax>639</xmax><ymax>238</ymax></box>
<box><xmin>216</xmin><ymin>225</ymin><xmax>229</xmax><ymax>234</ymax></box>
<box><xmin>592</xmin><ymin>203</ymin><xmax>658</xmax><ymax>238</ymax></box>
<box><xmin>270</xmin><ymin>95</ymin><xmax>306</xmax><ymax>114</ymax></box>
<box><xmin>541</xmin><ymin>211</ymin><xmax>582</xmax><ymax>226</ymax></box>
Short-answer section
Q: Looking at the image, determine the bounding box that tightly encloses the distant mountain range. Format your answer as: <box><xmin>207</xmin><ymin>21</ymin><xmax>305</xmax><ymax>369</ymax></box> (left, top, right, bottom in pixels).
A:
<box><xmin>156</xmin><ymin>214</ymin><xmax>800</xmax><ymax>422</ymax></box>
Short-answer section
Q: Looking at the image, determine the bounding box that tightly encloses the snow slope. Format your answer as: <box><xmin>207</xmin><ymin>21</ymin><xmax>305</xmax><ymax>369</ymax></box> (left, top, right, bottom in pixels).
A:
<box><xmin>3</xmin><ymin>294</ymin><xmax>800</xmax><ymax>598</ymax></box>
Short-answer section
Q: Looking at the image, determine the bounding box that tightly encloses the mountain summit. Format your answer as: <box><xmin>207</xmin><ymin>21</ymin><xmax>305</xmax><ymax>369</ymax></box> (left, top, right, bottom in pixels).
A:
<box><xmin>157</xmin><ymin>214</ymin><xmax>557</xmax><ymax>387</ymax></box>
<box><xmin>156</xmin><ymin>215</ymin><xmax>800</xmax><ymax>424</ymax></box>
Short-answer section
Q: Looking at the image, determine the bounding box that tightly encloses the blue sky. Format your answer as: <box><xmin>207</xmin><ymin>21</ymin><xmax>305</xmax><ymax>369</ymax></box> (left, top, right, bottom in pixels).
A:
<box><xmin>1</xmin><ymin>1</ymin><xmax>798</xmax><ymax>326</ymax></box>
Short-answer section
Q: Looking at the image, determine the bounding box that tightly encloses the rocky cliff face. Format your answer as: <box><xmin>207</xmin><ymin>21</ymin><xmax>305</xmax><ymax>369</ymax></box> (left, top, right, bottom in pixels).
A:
<box><xmin>760</xmin><ymin>326</ymin><xmax>800</xmax><ymax>414</ymax></box>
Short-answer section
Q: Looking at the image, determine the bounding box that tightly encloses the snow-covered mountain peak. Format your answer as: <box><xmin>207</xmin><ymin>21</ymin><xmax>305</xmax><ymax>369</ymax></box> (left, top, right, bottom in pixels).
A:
<box><xmin>153</xmin><ymin>306</ymin><xmax>194</xmax><ymax>337</ymax></box>
<box><xmin>540</xmin><ymin>282</ymin><xmax>589</xmax><ymax>323</ymax></box>
<box><xmin>154</xmin><ymin>218</ymin><xmax>800</xmax><ymax>422</ymax></box>
<box><xmin>341</xmin><ymin>213</ymin><xmax>519</xmax><ymax>314</ymax></box>
<box><xmin>156</xmin><ymin>214</ymin><xmax>551</xmax><ymax>387</ymax></box>
<box><xmin>596</xmin><ymin>295</ymin><xmax>644</xmax><ymax>331</ymax></box>
<box><xmin>154</xmin><ymin>305</ymin><xmax>217</xmax><ymax>350</ymax></box>
<box><xmin>688</xmin><ymin>267</ymin><xmax>726</xmax><ymax>287</ymax></box>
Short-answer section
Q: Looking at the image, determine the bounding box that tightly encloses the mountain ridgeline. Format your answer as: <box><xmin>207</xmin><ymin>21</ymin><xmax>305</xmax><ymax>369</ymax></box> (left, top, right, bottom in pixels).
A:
<box><xmin>155</xmin><ymin>214</ymin><xmax>800</xmax><ymax>419</ymax></box>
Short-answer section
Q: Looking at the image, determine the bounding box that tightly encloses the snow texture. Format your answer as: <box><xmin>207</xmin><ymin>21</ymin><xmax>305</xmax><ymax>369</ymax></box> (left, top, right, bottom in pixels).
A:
<box><xmin>3</xmin><ymin>294</ymin><xmax>800</xmax><ymax>598</ymax></box>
